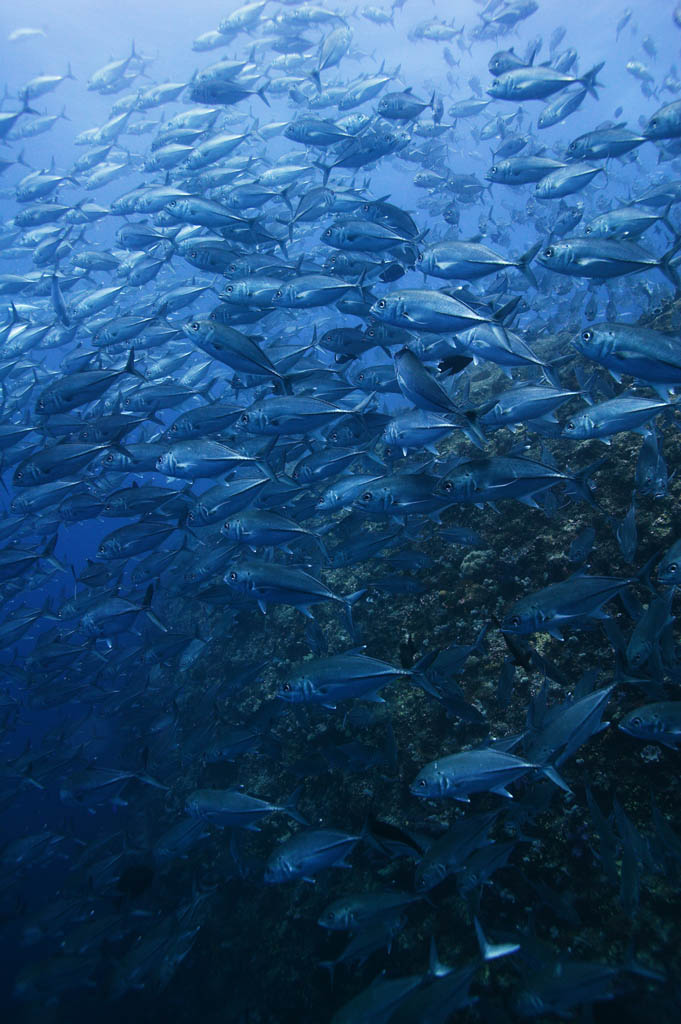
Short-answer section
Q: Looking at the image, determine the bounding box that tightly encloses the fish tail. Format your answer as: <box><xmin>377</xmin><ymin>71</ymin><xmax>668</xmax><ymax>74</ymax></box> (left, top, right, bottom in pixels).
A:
<box><xmin>461</xmin><ymin>409</ymin><xmax>487</xmax><ymax>449</ymax></box>
<box><xmin>474</xmin><ymin>917</ymin><xmax>521</xmax><ymax>961</ymax></box>
<box><xmin>124</xmin><ymin>348</ymin><xmax>145</xmax><ymax>380</ymax></box>
<box><xmin>659</xmin><ymin>241</ymin><xmax>681</xmax><ymax>289</ymax></box>
<box><xmin>492</xmin><ymin>296</ymin><xmax>521</xmax><ymax>325</ymax></box>
<box><xmin>579</xmin><ymin>61</ymin><xmax>605</xmax><ymax>100</ymax></box>
<box><xmin>566</xmin><ymin>456</ymin><xmax>607</xmax><ymax>505</ymax></box>
<box><xmin>343</xmin><ymin>589</ymin><xmax>366</xmax><ymax>638</ymax></box>
<box><xmin>314</xmin><ymin>159</ymin><xmax>332</xmax><ymax>185</ymax></box>
<box><xmin>516</xmin><ymin>240</ymin><xmax>542</xmax><ymax>287</ymax></box>
<box><xmin>21</xmin><ymin>95</ymin><xmax>39</xmax><ymax>116</ymax></box>
<box><xmin>282</xmin><ymin>786</ymin><xmax>308</xmax><ymax>826</ymax></box>
<box><xmin>309</xmin><ymin>69</ymin><xmax>322</xmax><ymax>94</ymax></box>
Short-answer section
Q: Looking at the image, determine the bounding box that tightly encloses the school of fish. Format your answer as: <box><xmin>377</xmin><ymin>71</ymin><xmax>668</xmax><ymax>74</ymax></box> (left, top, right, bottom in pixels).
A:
<box><xmin>2</xmin><ymin>0</ymin><xmax>681</xmax><ymax>1019</ymax></box>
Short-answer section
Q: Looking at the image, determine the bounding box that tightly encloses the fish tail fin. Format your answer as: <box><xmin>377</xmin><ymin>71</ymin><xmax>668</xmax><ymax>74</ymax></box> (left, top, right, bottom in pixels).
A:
<box><xmin>133</xmin><ymin>772</ymin><xmax>168</xmax><ymax>791</ymax></box>
<box><xmin>517</xmin><ymin>240</ymin><xmax>541</xmax><ymax>287</ymax></box>
<box><xmin>492</xmin><ymin>295</ymin><xmax>521</xmax><ymax>324</ymax></box>
<box><xmin>42</xmin><ymin>533</ymin><xmax>65</xmax><ymax>573</ymax></box>
<box><xmin>282</xmin><ymin>786</ymin><xmax>308</xmax><ymax>826</ymax></box>
<box><xmin>660</xmin><ymin>241</ymin><xmax>681</xmax><ymax>289</ymax></box>
<box><xmin>540</xmin><ymin>763</ymin><xmax>572</xmax><ymax>793</ymax></box>
<box><xmin>309</xmin><ymin>69</ymin><xmax>322</xmax><ymax>93</ymax></box>
<box><xmin>21</xmin><ymin>95</ymin><xmax>39</xmax><ymax>116</ymax></box>
<box><xmin>124</xmin><ymin>348</ymin><xmax>145</xmax><ymax>380</ymax></box>
<box><xmin>142</xmin><ymin>584</ymin><xmax>168</xmax><ymax>632</ymax></box>
<box><xmin>636</xmin><ymin>547</ymin><xmax>664</xmax><ymax>593</ymax></box>
<box><xmin>409</xmin><ymin>649</ymin><xmax>439</xmax><ymax>690</ymax></box>
<box><xmin>314</xmin><ymin>159</ymin><xmax>332</xmax><ymax>185</ymax></box>
<box><xmin>661</xmin><ymin>204</ymin><xmax>676</xmax><ymax>238</ymax></box>
<box><xmin>66</xmin><ymin>62</ymin><xmax>75</xmax><ymax>80</ymax></box>
<box><xmin>280</xmin><ymin>183</ymin><xmax>295</xmax><ymax>214</ymax></box>
<box><xmin>579</xmin><ymin>61</ymin><xmax>605</xmax><ymax>100</ymax></box>
<box><xmin>343</xmin><ymin>589</ymin><xmax>366</xmax><ymax>638</ymax></box>
<box><xmin>567</xmin><ymin>456</ymin><xmax>607</xmax><ymax>505</ymax></box>
<box><xmin>474</xmin><ymin>917</ymin><xmax>521</xmax><ymax>961</ymax></box>
<box><xmin>461</xmin><ymin>409</ymin><xmax>487</xmax><ymax>449</ymax></box>
<box><xmin>257</xmin><ymin>84</ymin><xmax>270</xmax><ymax>107</ymax></box>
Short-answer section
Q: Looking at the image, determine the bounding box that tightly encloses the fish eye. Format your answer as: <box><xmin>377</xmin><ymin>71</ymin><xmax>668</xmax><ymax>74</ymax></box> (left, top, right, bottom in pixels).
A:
<box><xmin>491</xmin><ymin>165</ymin><xmax>497</xmax><ymax>174</ymax></box>
<box><xmin>361</xmin><ymin>491</ymin><xmax>372</xmax><ymax>501</ymax></box>
<box><xmin>377</xmin><ymin>299</ymin><xmax>385</xmax><ymax>309</ymax></box>
<box><xmin>418</xmin><ymin>778</ymin><xmax>427</xmax><ymax>787</ymax></box>
<box><xmin>282</xmin><ymin>682</ymin><xmax>291</xmax><ymax>691</ymax></box>
<box><xmin>417</xmin><ymin>253</ymin><xmax>423</xmax><ymax>262</ymax></box>
<box><xmin>385</xmin><ymin>446</ymin><xmax>393</xmax><ymax>457</ymax></box>
<box><xmin>189</xmin><ymin>251</ymin><xmax>196</xmax><ymax>259</ymax></box>
<box><xmin>565</xmin><ymin>420</ymin><xmax>575</xmax><ymax>431</ymax></box>
<box><xmin>317</xmin><ymin>495</ymin><xmax>325</xmax><ymax>505</ymax></box>
<box><xmin>224</xmin><ymin>521</ymin><xmax>230</xmax><ymax>529</ymax></box>
<box><xmin>510</xmin><ymin>615</ymin><xmax>520</xmax><ymax>627</ymax></box>
<box><xmin>650</xmin><ymin>119</ymin><xmax>657</xmax><ymax>129</ymax></box>
<box><xmin>275</xmin><ymin>289</ymin><xmax>282</xmax><ymax>298</ymax></box>
<box><xmin>16</xmin><ymin>469</ymin><xmax>23</xmax><ymax>479</ymax></box>
<box><xmin>585</xmin><ymin>226</ymin><xmax>592</xmax><ymax>234</ymax></box>
<box><xmin>630</xmin><ymin>716</ymin><xmax>642</xmax><ymax>728</ymax></box>
<box><xmin>329</xmin><ymin>431</ymin><xmax>337</xmax><ymax>441</ymax></box>
<box><xmin>229</xmin><ymin>571</ymin><xmax>237</xmax><ymax>581</ymax></box>
<box><xmin>240</xmin><ymin>413</ymin><xmax>249</xmax><ymax>423</ymax></box>
<box><xmin>323</xmin><ymin>228</ymin><xmax>331</xmax><ymax>237</ymax></box>
<box><xmin>106</xmin><ymin>453</ymin><xmax>114</xmax><ymax>462</ymax></box>
<box><xmin>168</xmin><ymin>200</ymin><xmax>176</xmax><ymax>207</ymax></box>
<box><xmin>225</xmin><ymin>285</ymin><xmax>233</xmax><ymax>293</ymax></box>
<box><xmin>358</xmin><ymin>372</ymin><xmax>364</xmax><ymax>381</ymax></box>
<box><xmin>669</xmin><ymin>562</ymin><xmax>678</xmax><ymax>573</ymax></box>
<box><xmin>582</xmin><ymin>330</ymin><xmax>593</xmax><ymax>342</ymax></box>
<box><xmin>544</xmin><ymin>247</ymin><xmax>554</xmax><ymax>258</ymax></box>
<box><xmin>442</xmin><ymin>480</ymin><xmax>453</xmax><ymax>492</ymax></box>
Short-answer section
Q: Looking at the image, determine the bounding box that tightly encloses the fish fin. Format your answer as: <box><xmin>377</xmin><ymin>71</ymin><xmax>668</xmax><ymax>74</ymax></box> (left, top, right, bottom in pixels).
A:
<box><xmin>541</xmin><ymin>764</ymin><xmax>573</xmax><ymax>793</ymax></box>
<box><xmin>474</xmin><ymin>918</ymin><xmax>521</xmax><ymax>961</ymax></box>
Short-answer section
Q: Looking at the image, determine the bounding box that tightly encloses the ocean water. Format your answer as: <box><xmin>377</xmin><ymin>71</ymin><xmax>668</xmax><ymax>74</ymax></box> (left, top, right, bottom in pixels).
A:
<box><xmin>1</xmin><ymin>1</ymin><xmax>681</xmax><ymax>1021</ymax></box>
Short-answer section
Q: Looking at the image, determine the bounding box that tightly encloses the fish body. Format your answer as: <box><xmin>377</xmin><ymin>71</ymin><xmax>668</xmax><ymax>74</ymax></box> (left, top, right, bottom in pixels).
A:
<box><xmin>264</xmin><ymin>828</ymin><xmax>359</xmax><ymax>882</ymax></box>
<box><xmin>411</xmin><ymin>748</ymin><xmax>536</xmax><ymax>801</ymax></box>
<box><xmin>502</xmin><ymin>572</ymin><xmax>640</xmax><ymax>638</ymax></box>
